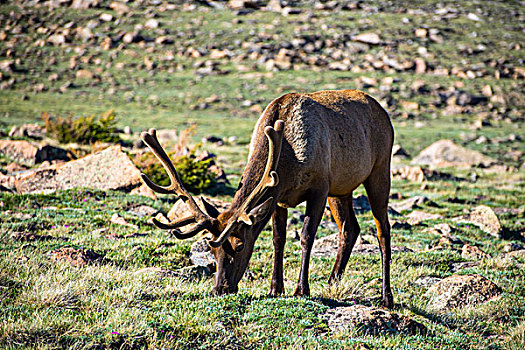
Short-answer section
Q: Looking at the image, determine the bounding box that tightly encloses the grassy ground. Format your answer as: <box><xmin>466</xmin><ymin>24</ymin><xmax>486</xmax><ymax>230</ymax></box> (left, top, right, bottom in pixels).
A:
<box><xmin>1</xmin><ymin>0</ymin><xmax>524</xmax><ymax>349</ymax></box>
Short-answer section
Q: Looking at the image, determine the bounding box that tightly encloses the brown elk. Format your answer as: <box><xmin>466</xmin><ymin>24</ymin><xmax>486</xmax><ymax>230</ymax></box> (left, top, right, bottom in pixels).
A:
<box><xmin>141</xmin><ymin>89</ymin><xmax>394</xmax><ymax>308</ymax></box>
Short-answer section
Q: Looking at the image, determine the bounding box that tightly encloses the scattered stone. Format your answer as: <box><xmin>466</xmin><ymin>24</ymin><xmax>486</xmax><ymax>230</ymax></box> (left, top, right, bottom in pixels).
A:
<box><xmin>99</xmin><ymin>13</ymin><xmax>114</xmax><ymax>22</ymax></box>
<box><xmin>406</xmin><ymin>211</ymin><xmax>442</xmax><ymax>225</ymax></box>
<box><xmin>70</xmin><ymin>0</ymin><xmax>101</xmax><ymax>9</ymax></box>
<box><xmin>449</xmin><ymin>261</ymin><xmax>479</xmax><ymax>272</ymax></box>
<box><xmin>8</xmin><ymin>124</ymin><xmax>45</xmax><ymax>139</ymax></box>
<box><xmin>438</xmin><ymin>234</ymin><xmax>464</xmax><ymax>247</ymax></box>
<box><xmin>312</xmin><ymin>233</ymin><xmax>412</xmax><ymax>258</ymax></box>
<box><xmin>391</xmin><ymin>144</ymin><xmax>410</xmax><ymax>159</ymax></box>
<box><xmin>433</xmin><ymin>223</ymin><xmax>455</xmax><ymax>235</ymax></box>
<box><xmin>145</xmin><ymin>19</ymin><xmax>159</xmax><ymax>29</ymax></box>
<box><xmin>109</xmin><ymin>1</ymin><xmax>129</xmax><ymax>14</ymax></box>
<box><xmin>324</xmin><ymin>304</ymin><xmax>426</xmax><ymax>335</ymax></box>
<box><xmin>167</xmin><ymin>196</ymin><xmax>229</xmax><ymax>222</ymax></box>
<box><xmin>15</xmin><ymin>145</ymin><xmax>155</xmax><ymax>198</ymax></box>
<box><xmin>389</xmin><ymin>195</ymin><xmax>431</xmax><ymax>212</ymax></box>
<box><xmin>411</xmin><ymin>140</ymin><xmax>496</xmax><ymax>168</ymax></box>
<box><xmin>351</xmin><ymin>33</ymin><xmax>381</xmax><ymax>45</ymax></box>
<box><xmin>110</xmin><ymin>213</ymin><xmax>139</xmax><ymax>230</ymax></box>
<box><xmin>127</xmin><ymin>205</ymin><xmax>158</xmax><ymax>217</ymax></box>
<box><xmin>391</xmin><ymin>166</ymin><xmax>426</xmax><ymax>182</ymax></box>
<box><xmin>456</xmin><ymin>205</ymin><xmax>503</xmax><ymax>238</ymax></box>
<box><xmin>190</xmin><ymin>237</ymin><xmax>215</xmax><ymax>270</ymax></box>
<box><xmin>0</xmin><ymin>140</ymin><xmax>71</xmax><ymax>166</ymax></box>
<box><xmin>505</xmin><ymin>250</ymin><xmax>525</xmax><ymax>259</ymax></box>
<box><xmin>148</xmin><ymin>212</ymin><xmax>169</xmax><ymax>226</ymax></box>
<box><xmin>425</xmin><ymin>274</ymin><xmax>501</xmax><ymax>310</ymax></box>
<box><xmin>49</xmin><ymin>246</ymin><xmax>104</xmax><ymax>267</ymax></box>
<box><xmin>352</xmin><ymin>194</ymin><xmax>370</xmax><ymax>214</ymax></box>
<box><xmin>414</xmin><ymin>276</ymin><xmax>442</xmax><ymax>288</ymax></box>
<box><xmin>76</xmin><ymin>69</ymin><xmax>94</xmax><ymax>79</ymax></box>
<box><xmin>503</xmin><ymin>243</ymin><xmax>524</xmax><ymax>253</ymax></box>
<box><xmin>462</xmin><ymin>244</ymin><xmax>490</xmax><ymax>260</ymax></box>
<box><xmin>48</xmin><ymin>34</ymin><xmax>66</xmax><ymax>46</ymax></box>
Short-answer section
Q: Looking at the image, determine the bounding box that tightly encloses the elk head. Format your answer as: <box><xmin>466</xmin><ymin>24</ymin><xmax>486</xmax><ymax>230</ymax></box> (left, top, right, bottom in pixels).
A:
<box><xmin>140</xmin><ymin>120</ymin><xmax>284</xmax><ymax>294</ymax></box>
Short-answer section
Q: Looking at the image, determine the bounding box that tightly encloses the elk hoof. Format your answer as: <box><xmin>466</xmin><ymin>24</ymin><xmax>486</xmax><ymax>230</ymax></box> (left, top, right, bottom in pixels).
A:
<box><xmin>269</xmin><ymin>284</ymin><xmax>284</xmax><ymax>296</ymax></box>
<box><xmin>382</xmin><ymin>294</ymin><xmax>394</xmax><ymax>309</ymax></box>
<box><xmin>293</xmin><ymin>284</ymin><xmax>310</xmax><ymax>297</ymax></box>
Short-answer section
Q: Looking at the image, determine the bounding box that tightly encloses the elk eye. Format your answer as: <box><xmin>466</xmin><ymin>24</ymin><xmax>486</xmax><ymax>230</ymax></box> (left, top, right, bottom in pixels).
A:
<box><xmin>222</xmin><ymin>240</ymin><xmax>236</xmax><ymax>257</ymax></box>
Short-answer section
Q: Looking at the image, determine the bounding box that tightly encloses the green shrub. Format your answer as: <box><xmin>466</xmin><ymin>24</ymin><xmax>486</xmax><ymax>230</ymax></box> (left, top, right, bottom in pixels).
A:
<box><xmin>43</xmin><ymin>110</ymin><xmax>119</xmax><ymax>144</ymax></box>
<box><xmin>136</xmin><ymin>152</ymin><xmax>216</xmax><ymax>195</ymax></box>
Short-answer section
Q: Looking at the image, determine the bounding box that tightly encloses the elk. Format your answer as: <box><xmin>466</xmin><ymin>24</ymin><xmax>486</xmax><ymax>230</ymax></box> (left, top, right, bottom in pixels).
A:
<box><xmin>141</xmin><ymin>89</ymin><xmax>394</xmax><ymax>308</ymax></box>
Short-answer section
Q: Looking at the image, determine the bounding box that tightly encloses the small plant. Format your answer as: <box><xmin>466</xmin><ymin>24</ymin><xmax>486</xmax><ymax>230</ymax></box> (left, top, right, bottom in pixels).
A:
<box><xmin>134</xmin><ymin>125</ymin><xmax>217</xmax><ymax>195</ymax></box>
<box><xmin>136</xmin><ymin>152</ymin><xmax>216</xmax><ymax>195</ymax></box>
<box><xmin>43</xmin><ymin>110</ymin><xmax>120</xmax><ymax>144</ymax></box>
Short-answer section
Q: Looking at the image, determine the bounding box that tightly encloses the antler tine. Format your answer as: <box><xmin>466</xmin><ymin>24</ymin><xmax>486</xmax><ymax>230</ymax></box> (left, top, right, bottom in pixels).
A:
<box><xmin>151</xmin><ymin>215</ymin><xmax>196</xmax><ymax>230</ymax></box>
<box><xmin>209</xmin><ymin>120</ymin><xmax>284</xmax><ymax>247</ymax></box>
<box><xmin>140</xmin><ymin>128</ymin><xmax>210</xmax><ymax>222</ymax></box>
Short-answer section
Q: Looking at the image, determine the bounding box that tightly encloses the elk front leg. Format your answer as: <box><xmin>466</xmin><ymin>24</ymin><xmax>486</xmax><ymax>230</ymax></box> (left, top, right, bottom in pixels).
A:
<box><xmin>327</xmin><ymin>196</ymin><xmax>361</xmax><ymax>283</ymax></box>
<box><xmin>270</xmin><ymin>206</ymin><xmax>288</xmax><ymax>295</ymax></box>
<box><xmin>294</xmin><ymin>191</ymin><xmax>328</xmax><ymax>296</ymax></box>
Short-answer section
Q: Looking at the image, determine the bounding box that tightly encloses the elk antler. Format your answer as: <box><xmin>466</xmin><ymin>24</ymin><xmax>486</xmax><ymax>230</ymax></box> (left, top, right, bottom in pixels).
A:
<box><xmin>140</xmin><ymin>128</ymin><xmax>216</xmax><ymax>239</ymax></box>
<box><xmin>209</xmin><ymin>120</ymin><xmax>284</xmax><ymax>248</ymax></box>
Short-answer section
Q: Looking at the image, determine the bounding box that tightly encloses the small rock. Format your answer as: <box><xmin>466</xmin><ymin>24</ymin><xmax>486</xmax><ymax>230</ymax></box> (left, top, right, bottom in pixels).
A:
<box><xmin>76</xmin><ymin>69</ymin><xmax>94</xmax><ymax>79</ymax></box>
<box><xmin>391</xmin><ymin>145</ymin><xmax>410</xmax><ymax>159</ymax></box>
<box><xmin>414</xmin><ymin>28</ymin><xmax>427</xmax><ymax>38</ymax></box>
<box><xmin>406</xmin><ymin>211</ymin><xmax>442</xmax><ymax>225</ymax></box>
<box><xmin>449</xmin><ymin>261</ymin><xmax>479</xmax><ymax>272</ymax></box>
<box><xmin>411</xmin><ymin>140</ymin><xmax>496</xmax><ymax>168</ymax></box>
<box><xmin>48</xmin><ymin>34</ymin><xmax>66</xmax><ymax>46</ymax></box>
<box><xmin>351</xmin><ymin>33</ymin><xmax>381</xmax><ymax>45</ymax></box>
<box><xmin>505</xmin><ymin>250</ymin><xmax>525</xmax><ymax>259</ymax></box>
<box><xmin>0</xmin><ymin>140</ymin><xmax>70</xmax><ymax>166</ymax></box>
<box><xmin>99</xmin><ymin>13</ymin><xmax>113</xmax><ymax>22</ymax></box>
<box><xmin>145</xmin><ymin>19</ymin><xmax>159</xmax><ymax>29</ymax></box>
<box><xmin>49</xmin><ymin>246</ymin><xmax>104</xmax><ymax>267</ymax></box>
<box><xmin>15</xmin><ymin>146</ymin><xmax>155</xmax><ymax>198</ymax></box>
<box><xmin>312</xmin><ymin>233</ymin><xmax>412</xmax><ymax>258</ymax></box>
<box><xmin>324</xmin><ymin>304</ymin><xmax>426</xmax><ymax>335</ymax></box>
<box><xmin>389</xmin><ymin>195</ymin><xmax>430</xmax><ymax>212</ymax></box>
<box><xmin>414</xmin><ymin>276</ymin><xmax>442</xmax><ymax>288</ymax></box>
<box><xmin>109</xmin><ymin>1</ymin><xmax>129</xmax><ymax>14</ymax></box>
<box><xmin>127</xmin><ymin>205</ymin><xmax>158</xmax><ymax>217</ymax></box>
<box><xmin>433</xmin><ymin>223</ymin><xmax>455</xmax><ymax>235</ymax></box>
<box><xmin>461</xmin><ymin>244</ymin><xmax>490</xmax><ymax>260</ymax></box>
<box><xmin>458</xmin><ymin>205</ymin><xmax>503</xmax><ymax>238</ymax></box>
<box><xmin>503</xmin><ymin>243</ymin><xmax>524</xmax><ymax>253</ymax></box>
<box><xmin>425</xmin><ymin>274</ymin><xmax>501</xmax><ymax>310</ymax></box>
<box><xmin>167</xmin><ymin>196</ymin><xmax>229</xmax><ymax>222</ymax></box>
<box><xmin>9</xmin><ymin>124</ymin><xmax>45</xmax><ymax>139</ymax></box>
<box><xmin>190</xmin><ymin>237</ymin><xmax>216</xmax><ymax>270</ymax></box>
<box><xmin>110</xmin><ymin>213</ymin><xmax>139</xmax><ymax>230</ymax></box>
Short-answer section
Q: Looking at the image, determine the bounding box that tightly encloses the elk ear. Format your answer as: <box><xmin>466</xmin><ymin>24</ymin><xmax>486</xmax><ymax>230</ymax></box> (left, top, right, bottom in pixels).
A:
<box><xmin>239</xmin><ymin>197</ymin><xmax>274</xmax><ymax>226</ymax></box>
<box><xmin>200</xmin><ymin>196</ymin><xmax>220</xmax><ymax>218</ymax></box>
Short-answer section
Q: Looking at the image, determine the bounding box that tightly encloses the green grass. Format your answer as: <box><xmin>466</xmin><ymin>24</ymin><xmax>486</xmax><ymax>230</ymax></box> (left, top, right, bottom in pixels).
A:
<box><xmin>0</xmin><ymin>0</ymin><xmax>524</xmax><ymax>348</ymax></box>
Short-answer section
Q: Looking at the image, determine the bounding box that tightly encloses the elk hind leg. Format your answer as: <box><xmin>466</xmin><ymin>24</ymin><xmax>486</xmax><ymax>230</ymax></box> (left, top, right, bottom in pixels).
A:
<box><xmin>364</xmin><ymin>168</ymin><xmax>393</xmax><ymax>309</ymax></box>
<box><xmin>327</xmin><ymin>196</ymin><xmax>360</xmax><ymax>283</ymax></box>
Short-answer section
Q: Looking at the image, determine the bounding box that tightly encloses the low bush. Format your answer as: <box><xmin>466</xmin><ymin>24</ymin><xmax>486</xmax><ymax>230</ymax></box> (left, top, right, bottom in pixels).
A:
<box><xmin>136</xmin><ymin>152</ymin><xmax>216</xmax><ymax>195</ymax></box>
<box><xmin>43</xmin><ymin>110</ymin><xmax>119</xmax><ymax>144</ymax></box>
